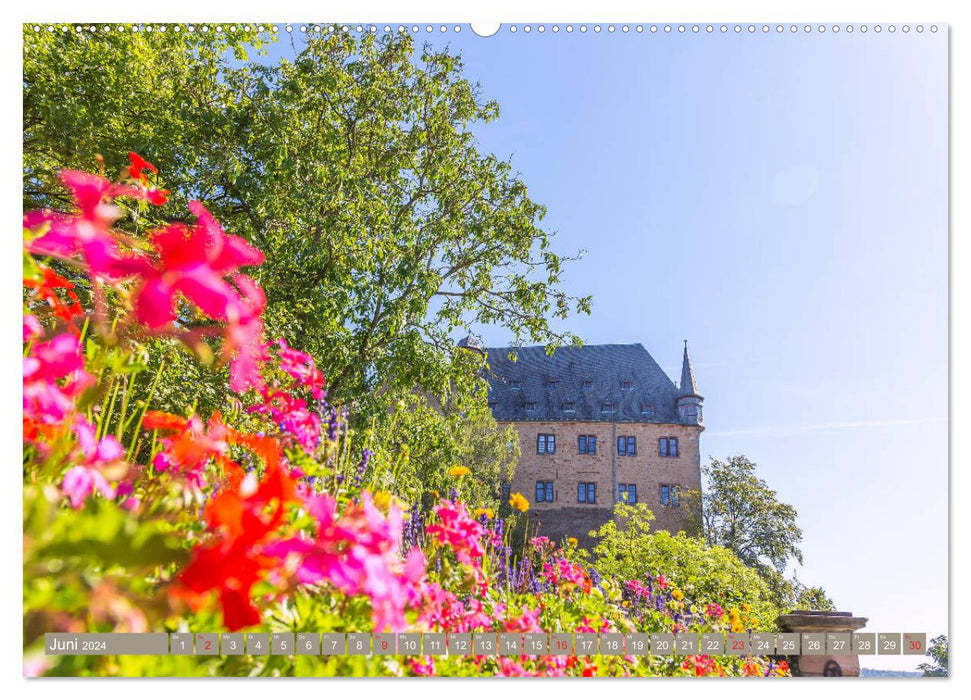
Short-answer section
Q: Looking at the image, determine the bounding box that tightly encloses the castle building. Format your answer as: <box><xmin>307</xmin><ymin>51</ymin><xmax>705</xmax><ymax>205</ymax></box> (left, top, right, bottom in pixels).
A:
<box><xmin>482</xmin><ymin>341</ymin><xmax>704</xmax><ymax>546</ymax></box>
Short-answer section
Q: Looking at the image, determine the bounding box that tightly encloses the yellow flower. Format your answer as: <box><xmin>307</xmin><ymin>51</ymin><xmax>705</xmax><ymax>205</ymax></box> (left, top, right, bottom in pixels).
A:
<box><xmin>448</xmin><ymin>465</ymin><xmax>471</xmax><ymax>478</ymax></box>
<box><xmin>373</xmin><ymin>491</ymin><xmax>408</xmax><ymax>512</ymax></box>
<box><xmin>474</xmin><ymin>507</ymin><xmax>495</xmax><ymax>519</ymax></box>
<box><xmin>567</xmin><ymin>537</ymin><xmax>578</xmax><ymax>546</ymax></box>
<box><xmin>672</xmin><ymin>589</ymin><xmax>684</xmax><ymax>601</ymax></box>
<box><xmin>509</xmin><ymin>492</ymin><xmax>530</xmax><ymax>512</ymax></box>
<box><xmin>731</xmin><ymin>621</ymin><xmax>745</xmax><ymax>633</ymax></box>
<box><xmin>741</xmin><ymin>603</ymin><xmax>751</xmax><ymax>613</ymax></box>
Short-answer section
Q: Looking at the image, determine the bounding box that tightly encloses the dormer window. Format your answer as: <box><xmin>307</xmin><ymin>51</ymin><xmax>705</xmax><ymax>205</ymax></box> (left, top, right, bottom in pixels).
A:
<box><xmin>562</xmin><ymin>401</ymin><xmax>576</xmax><ymax>413</ymax></box>
<box><xmin>545</xmin><ymin>380</ymin><xmax>556</xmax><ymax>390</ymax></box>
<box><xmin>582</xmin><ymin>380</ymin><xmax>593</xmax><ymax>390</ymax></box>
<box><xmin>510</xmin><ymin>381</ymin><xmax>521</xmax><ymax>391</ymax></box>
<box><xmin>525</xmin><ymin>402</ymin><xmax>537</xmax><ymax>413</ymax></box>
<box><xmin>640</xmin><ymin>403</ymin><xmax>655</xmax><ymax>417</ymax></box>
<box><xmin>601</xmin><ymin>402</ymin><xmax>615</xmax><ymax>414</ymax></box>
<box><xmin>621</xmin><ymin>380</ymin><xmax>634</xmax><ymax>391</ymax></box>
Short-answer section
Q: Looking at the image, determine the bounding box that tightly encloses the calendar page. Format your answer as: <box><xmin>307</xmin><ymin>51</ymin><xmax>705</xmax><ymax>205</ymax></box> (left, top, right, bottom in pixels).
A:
<box><xmin>19</xmin><ymin>7</ymin><xmax>949</xmax><ymax>684</ymax></box>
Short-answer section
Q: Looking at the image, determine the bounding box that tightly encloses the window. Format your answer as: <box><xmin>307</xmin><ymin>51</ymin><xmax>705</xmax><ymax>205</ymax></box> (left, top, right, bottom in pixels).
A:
<box><xmin>535</xmin><ymin>481</ymin><xmax>554</xmax><ymax>503</ymax></box>
<box><xmin>640</xmin><ymin>403</ymin><xmax>655</xmax><ymax>417</ymax></box>
<box><xmin>617</xmin><ymin>436</ymin><xmax>637</xmax><ymax>456</ymax></box>
<box><xmin>501</xmin><ymin>482</ymin><xmax>511</xmax><ymax>502</ymax></box>
<box><xmin>582</xmin><ymin>380</ymin><xmax>593</xmax><ymax>390</ymax></box>
<box><xmin>621</xmin><ymin>380</ymin><xmax>634</xmax><ymax>391</ymax></box>
<box><xmin>510</xmin><ymin>381</ymin><xmax>521</xmax><ymax>391</ymax></box>
<box><xmin>601</xmin><ymin>402</ymin><xmax>615</xmax><ymax>414</ymax></box>
<box><xmin>618</xmin><ymin>484</ymin><xmax>638</xmax><ymax>504</ymax></box>
<box><xmin>659</xmin><ymin>436</ymin><xmax>680</xmax><ymax>457</ymax></box>
<box><xmin>660</xmin><ymin>484</ymin><xmax>680</xmax><ymax>507</ymax></box>
<box><xmin>537</xmin><ymin>433</ymin><xmax>556</xmax><ymax>454</ymax></box>
<box><xmin>545</xmin><ymin>380</ymin><xmax>556</xmax><ymax>390</ymax></box>
<box><xmin>578</xmin><ymin>482</ymin><xmax>597</xmax><ymax>503</ymax></box>
<box><xmin>525</xmin><ymin>402</ymin><xmax>537</xmax><ymax>413</ymax></box>
<box><xmin>562</xmin><ymin>401</ymin><xmax>576</xmax><ymax>413</ymax></box>
<box><xmin>578</xmin><ymin>435</ymin><xmax>597</xmax><ymax>454</ymax></box>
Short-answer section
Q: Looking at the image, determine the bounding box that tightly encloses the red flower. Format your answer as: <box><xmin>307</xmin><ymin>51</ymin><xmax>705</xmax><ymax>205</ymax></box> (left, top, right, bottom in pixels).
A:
<box><xmin>127</xmin><ymin>152</ymin><xmax>158</xmax><ymax>182</ymax></box>
<box><xmin>175</xmin><ymin>444</ymin><xmax>296</xmax><ymax>630</ymax></box>
<box><xmin>23</xmin><ymin>267</ymin><xmax>84</xmax><ymax>324</ymax></box>
<box><xmin>135</xmin><ymin>202</ymin><xmax>264</xmax><ymax>329</ymax></box>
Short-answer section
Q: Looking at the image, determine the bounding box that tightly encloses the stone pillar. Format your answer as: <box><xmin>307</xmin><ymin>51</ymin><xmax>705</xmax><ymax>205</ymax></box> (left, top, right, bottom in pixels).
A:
<box><xmin>776</xmin><ymin>610</ymin><xmax>868</xmax><ymax>677</ymax></box>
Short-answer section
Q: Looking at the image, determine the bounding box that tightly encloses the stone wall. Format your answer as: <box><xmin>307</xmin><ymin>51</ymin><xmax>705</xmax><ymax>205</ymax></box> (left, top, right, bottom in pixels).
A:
<box><xmin>501</xmin><ymin>419</ymin><xmax>703</xmax><ymax>546</ymax></box>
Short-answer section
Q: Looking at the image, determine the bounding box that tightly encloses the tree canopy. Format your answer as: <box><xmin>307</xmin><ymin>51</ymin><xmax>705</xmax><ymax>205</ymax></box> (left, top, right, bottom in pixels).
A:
<box><xmin>698</xmin><ymin>456</ymin><xmax>804</xmax><ymax>576</ymax></box>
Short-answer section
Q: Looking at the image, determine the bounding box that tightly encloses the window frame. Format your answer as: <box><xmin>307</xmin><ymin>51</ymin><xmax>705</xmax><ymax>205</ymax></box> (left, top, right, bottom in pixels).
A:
<box><xmin>660</xmin><ymin>484</ymin><xmax>680</xmax><ymax>507</ymax></box>
<box><xmin>537</xmin><ymin>433</ymin><xmax>556</xmax><ymax>454</ymax></box>
<box><xmin>578</xmin><ymin>482</ymin><xmax>597</xmax><ymax>504</ymax></box>
<box><xmin>535</xmin><ymin>480</ymin><xmax>554</xmax><ymax>503</ymax></box>
<box><xmin>618</xmin><ymin>435</ymin><xmax>637</xmax><ymax>456</ymax></box>
<box><xmin>659</xmin><ymin>436</ymin><xmax>679</xmax><ymax>457</ymax></box>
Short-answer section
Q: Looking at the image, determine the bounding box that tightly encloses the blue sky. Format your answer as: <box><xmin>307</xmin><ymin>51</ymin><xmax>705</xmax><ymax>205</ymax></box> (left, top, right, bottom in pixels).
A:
<box><xmin>265</xmin><ymin>26</ymin><xmax>948</xmax><ymax>670</ymax></box>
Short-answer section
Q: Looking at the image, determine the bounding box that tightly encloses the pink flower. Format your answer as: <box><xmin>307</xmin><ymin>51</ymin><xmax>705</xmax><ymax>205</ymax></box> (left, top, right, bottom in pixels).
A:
<box><xmin>265</xmin><ymin>492</ymin><xmax>424</xmax><ymax>632</ymax></box>
<box><xmin>223</xmin><ymin>274</ymin><xmax>268</xmax><ymax>393</ymax></box>
<box><xmin>409</xmin><ymin>656</ymin><xmax>436</xmax><ymax>676</ymax></box>
<box><xmin>505</xmin><ymin>607</ymin><xmax>542</xmax><ymax>633</ymax></box>
<box><xmin>60</xmin><ymin>417</ymin><xmax>125</xmax><ymax>508</ymax></box>
<box><xmin>705</xmin><ymin>603</ymin><xmax>724</xmax><ymax>619</ymax></box>
<box><xmin>274</xmin><ymin>338</ymin><xmax>326</xmax><ymax>399</ymax></box>
<box><xmin>249</xmin><ymin>388</ymin><xmax>321</xmax><ymax>453</ymax></box>
<box><xmin>62</xmin><ymin>465</ymin><xmax>116</xmax><ymax>509</ymax></box>
<box><xmin>23</xmin><ymin>333</ymin><xmax>95</xmax><ymax>441</ymax></box>
<box><xmin>497</xmin><ymin>657</ymin><xmax>531</xmax><ymax>677</ymax></box>
<box><xmin>23</xmin><ymin>314</ymin><xmax>42</xmax><ymax>343</ymax></box>
<box><xmin>134</xmin><ymin>202</ymin><xmax>264</xmax><ymax>330</ymax></box>
<box><xmin>25</xmin><ymin>170</ymin><xmax>151</xmax><ymax>279</ymax></box>
<box><xmin>426</xmin><ymin>499</ymin><xmax>486</xmax><ymax>566</ymax></box>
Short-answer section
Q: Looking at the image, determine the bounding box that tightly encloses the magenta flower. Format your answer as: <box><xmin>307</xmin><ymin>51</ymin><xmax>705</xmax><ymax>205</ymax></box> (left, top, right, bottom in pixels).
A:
<box><xmin>504</xmin><ymin>606</ymin><xmax>543</xmax><ymax>633</ymax></box>
<box><xmin>134</xmin><ymin>201</ymin><xmax>264</xmax><ymax>330</ymax></box>
<box><xmin>408</xmin><ymin>656</ymin><xmax>436</xmax><ymax>676</ymax></box>
<box><xmin>274</xmin><ymin>339</ymin><xmax>326</xmax><ymax>399</ymax></box>
<box><xmin>23</xmin><ymin>314</ymin><xmax>42</xmax><ymax>343</ymax></box>
<box><xmin>60</xmin><ymin>417</ymin><xmax>124</xmax><ymax>509</ymax></box>
<box><xmin>426</xmin><ymin>499</ymin><xmax>486</xmax><ymax>566</ymax></box>
<box><xmin>250</xmin><ymin>389</ymin><xmax>321</xmax><ymax>453</ymax></box>
<box><xmin>25</xmin><ymin>170</ymin><xmax>151</xmax><ymax>279</ymax></box>
<box><xmin>23</xmin><ymin>333</ymin><xmax>95</xmax><ymax>440</ymax></box>
<box><xmin>265</xmin><ymin>492</ymin><xmax>424</xmax><ymax>632</ymax></box>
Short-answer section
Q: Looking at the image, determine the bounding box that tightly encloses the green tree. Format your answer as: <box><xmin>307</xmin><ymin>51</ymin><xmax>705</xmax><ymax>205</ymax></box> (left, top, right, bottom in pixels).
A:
<box><xmin>699</xmin><ymin>456</ymin><xmax>804</xmax><ymax>576</ymax></box>
<box><xmin>23</xmin><ymin>27</ymin><xmax>589</xmax><ymax>412</ymax></box>
<box><xmin>918</xmin><ymin>635</ymin><xmax>948</xmax><ymax>677</ymax></box>
<box><xmin>792</xmin><ymin>581</ymin><xmax>836</xmax><ymax>612</ymax></box>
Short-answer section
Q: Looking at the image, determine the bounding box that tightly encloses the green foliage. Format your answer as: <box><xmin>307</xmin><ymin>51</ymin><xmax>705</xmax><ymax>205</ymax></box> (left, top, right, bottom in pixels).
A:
<box><xmin>793</xmin><ymin>582</ymin><xmax>836</xmax><ymax>612</ymax></box>
<box><xmin>588</xmin><ymin>503</ymin><xmax>781</xmax><ymax>629</ymax></box>
<box><xmin>23</xmin><ymin>25</ymin><xmax>591</xmax><ymax>495</ymax></box>
<box><xmin>700</xmin><ymin>456</ymin><xmax>804</xmax><ymax>576</ymax></box>
<box><xmin>918</xmin><ymin>635</ymin><xmax>948</xmax><ymax>677</ymax></box>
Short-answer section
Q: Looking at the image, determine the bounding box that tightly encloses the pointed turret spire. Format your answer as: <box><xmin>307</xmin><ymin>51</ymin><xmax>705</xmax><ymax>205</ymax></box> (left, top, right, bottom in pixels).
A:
<box><xmin>679</xmin><ymin>340</ymin><xmax>701</xmax><ymax>397</ymax></box>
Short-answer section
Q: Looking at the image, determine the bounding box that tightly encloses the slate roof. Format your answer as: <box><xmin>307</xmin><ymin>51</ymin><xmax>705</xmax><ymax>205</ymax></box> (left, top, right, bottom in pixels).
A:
<box><xmin>484</xmin><ymin>343</ymin><xmax>686</xmax><ymax>424</ymax></box>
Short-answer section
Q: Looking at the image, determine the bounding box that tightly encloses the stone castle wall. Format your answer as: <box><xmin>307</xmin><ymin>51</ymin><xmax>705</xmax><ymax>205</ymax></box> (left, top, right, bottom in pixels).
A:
<box><xmin>502</xmin><ymin>419</ymin><xmax>703</xmax><ymax>547</ymax></box>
